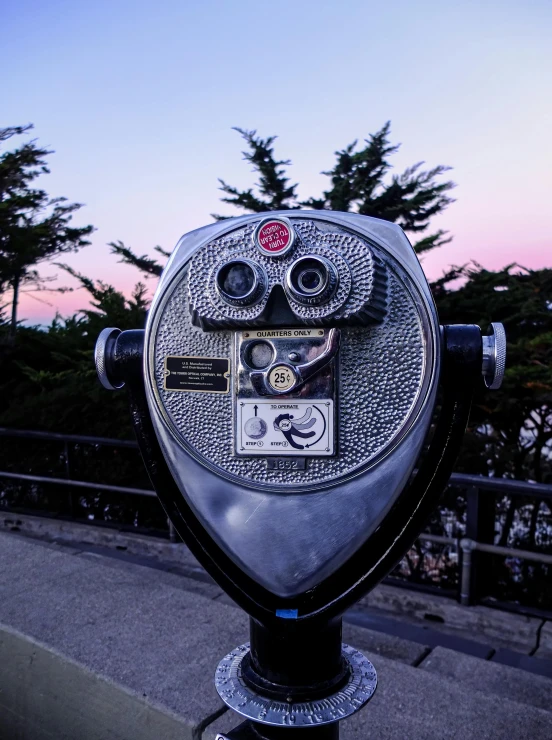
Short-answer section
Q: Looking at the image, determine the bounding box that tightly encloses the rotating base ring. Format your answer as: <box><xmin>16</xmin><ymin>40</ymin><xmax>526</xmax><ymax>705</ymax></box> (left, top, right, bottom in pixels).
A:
<box><xmin>214</xmin><ymin>642</ymin><xmax>377</xmax><ymax>728</ymax></box>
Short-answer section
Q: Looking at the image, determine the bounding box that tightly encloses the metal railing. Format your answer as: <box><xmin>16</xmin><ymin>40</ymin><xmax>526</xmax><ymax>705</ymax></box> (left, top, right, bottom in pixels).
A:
<box><xmin>1</xmin><ymin>427</ymin><xmax>552</xmax><ymax>611</ymax></box>
<box><xmin>0</xmin><ymin>427</ymin><xmax>168</xmax><ymax>534</ymax></box>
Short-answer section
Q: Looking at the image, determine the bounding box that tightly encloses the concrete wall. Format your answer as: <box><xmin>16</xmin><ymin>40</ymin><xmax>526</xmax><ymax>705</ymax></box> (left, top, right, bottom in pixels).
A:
<box><xmin>0</xmin><ymin>625</ymin><xmax>193</xmax><ymax>740</ymax></box>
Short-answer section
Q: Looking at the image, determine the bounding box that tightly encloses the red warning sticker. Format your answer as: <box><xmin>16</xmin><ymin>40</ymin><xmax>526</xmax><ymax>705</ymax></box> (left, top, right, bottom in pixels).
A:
<box><xmin>255</xmin><ymin>219</ymin><xmax>294</xmax><ymax>256</ymax></box>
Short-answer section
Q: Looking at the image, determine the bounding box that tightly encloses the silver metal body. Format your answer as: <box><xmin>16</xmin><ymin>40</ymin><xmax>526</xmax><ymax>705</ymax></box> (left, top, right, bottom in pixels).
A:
<box><xmin>143</xmin><ymin>212</ymin><xmax>441</xmax><ymax>598</ymax></box>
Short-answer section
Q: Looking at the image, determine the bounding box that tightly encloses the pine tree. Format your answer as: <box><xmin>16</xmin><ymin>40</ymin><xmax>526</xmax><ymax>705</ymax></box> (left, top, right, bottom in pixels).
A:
<box><xmin>212</xmin><ymin>127</ymin><xmax>299</xmax><ymax>217</ymax></box>
<box><xmin>0</xmin><ymin>124</ymin><xmax>94</xmax><ymax>339</ymax></box>
<box><xmin>216</xmin><ymin>122</ymin><xmax>455</xmax><ymax>254</ymax></box>
<box><xmin>114</xmin><ymin>123</ymin><xmax>456</xmax><ymax>279</ymax></box>
<box><xmin>109</xmin><ymin>240</ymin><xmax>166</xmax><ymax>278</ymax></box>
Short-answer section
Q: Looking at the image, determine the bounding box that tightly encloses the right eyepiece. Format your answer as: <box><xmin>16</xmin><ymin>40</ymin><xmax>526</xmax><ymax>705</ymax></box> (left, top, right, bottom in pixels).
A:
<box><xmin>215</xmin><ymin>259</ymin><xmax>267</xmax><ymax>307</ymax></box>
<box><xmin>285</xmin><ymin>255</ymin><xmax>338</xmax><ymax>306</ymax></box>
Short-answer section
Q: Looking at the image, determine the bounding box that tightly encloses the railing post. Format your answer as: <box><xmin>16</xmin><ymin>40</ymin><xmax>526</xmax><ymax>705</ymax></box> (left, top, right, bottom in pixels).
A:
<box><xmin>465</xmin><ymin>485</ymin><xmax>495</xmax><ymax>604</ymax></box>
<box><xmin>460</xmin><ymin>538</ymin><xmax>475</xmax><ymax>606</ymax></box>
<box><xmin>64</xmin><ymin>440</ymin><xmax>74</xmax><ymax>518</ymax></box>
<box><xmin>168</xmin><ymin>519</ymin><xmax>177</xmax><ymax>542</ymax></box>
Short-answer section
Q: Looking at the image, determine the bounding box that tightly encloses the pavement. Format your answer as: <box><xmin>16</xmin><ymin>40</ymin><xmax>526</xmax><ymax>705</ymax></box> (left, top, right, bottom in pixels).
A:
<box><xmin>0</xmin><ymin>521</ymin><xmax>551</xmax><ymax>739</ymax></box>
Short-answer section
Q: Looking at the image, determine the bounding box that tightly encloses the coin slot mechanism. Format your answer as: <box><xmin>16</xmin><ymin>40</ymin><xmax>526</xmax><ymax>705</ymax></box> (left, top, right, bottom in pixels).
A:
<box><xmin>244</xmin><ymin>340</ymin><xmax>274</xmax><ymax>370</ymax></box>
<box><xmin>235</xmin><ymin>328</ymin><xmax>337</xmax><ymax>458</ymax></box>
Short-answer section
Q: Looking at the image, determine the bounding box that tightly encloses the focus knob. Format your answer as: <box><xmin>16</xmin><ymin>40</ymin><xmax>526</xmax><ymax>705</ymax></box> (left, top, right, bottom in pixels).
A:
<box><xmin>482</xmin><ymin>322</ymin><xmax>506</xmax><ymax>390</ymax></box>
<box><xmin>94</xmin><ymin>327</ymin><xmax>124</xmax><ymax>390</ymax></box>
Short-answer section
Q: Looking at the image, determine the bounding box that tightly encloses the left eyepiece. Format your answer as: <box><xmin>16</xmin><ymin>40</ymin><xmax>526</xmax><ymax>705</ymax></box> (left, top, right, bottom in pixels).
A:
<box><xmin>215</xmin><ymin>259</ymin><xmax>267</xmax><ymax>307</ymax></box>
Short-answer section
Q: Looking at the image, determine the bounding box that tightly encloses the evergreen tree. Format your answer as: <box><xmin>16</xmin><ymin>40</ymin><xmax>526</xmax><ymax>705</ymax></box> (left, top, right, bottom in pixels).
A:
<box><xmin>213</xmin><ymin>127</ymin><xmax>299</xmax><ymax>217</ymax></box>
<box><xmin>109</xmin><ymin>240</ymin><xmax>167</xmax><ymax>279</ymax></box>
<box><xmin>216</xmin><ymin>123</ymin><xmax>455</xmax><ymax>254</ymax></box>
<box><xmin>112</xmin><ymin>123</ymin><xmax>456</xmax><ymax>279</ymax></box>
<box><xmin>0</xmin><ymin>265</ymin><xmax>149</xmax><ymax>438</ymax></box>
<box><xmin>435</xmin><ymin>263</ymin><xmax>552</xmax><ymax>485</ymax></box>
<box><xmin>0</xmin><ymin>124</ymin><xmax>94</xmax><ymax>339</ymax></box>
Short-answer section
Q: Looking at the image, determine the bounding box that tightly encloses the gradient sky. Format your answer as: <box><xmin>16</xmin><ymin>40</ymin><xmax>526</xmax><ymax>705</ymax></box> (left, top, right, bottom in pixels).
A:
<box><xmin>3</xmin><ymin>0</ymin><xmax>551</xmax><ymax>325</ymax></box>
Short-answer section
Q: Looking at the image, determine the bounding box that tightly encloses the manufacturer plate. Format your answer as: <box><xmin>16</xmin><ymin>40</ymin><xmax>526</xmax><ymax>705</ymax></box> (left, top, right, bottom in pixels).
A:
<box><xmin>164</xmin><ymin>356</ymin><xmax>230</xmax><ymax>393</ymax></box>
<box><xmin>237</xmin><ymin>399</ymin><xmax>334</xmax><ymax>456</ymax></box>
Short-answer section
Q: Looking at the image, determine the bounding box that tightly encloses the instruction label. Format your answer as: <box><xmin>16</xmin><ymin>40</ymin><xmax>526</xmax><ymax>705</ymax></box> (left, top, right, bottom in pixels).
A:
<box><xmin>237</xmin><ymin>399</ymin><xmax>334</xmax><ymax>456</ymax></box>
<box><xmin>164</xmin><ymin>356</ymin><xmax>230</xmax><ymax>393</ymax></box>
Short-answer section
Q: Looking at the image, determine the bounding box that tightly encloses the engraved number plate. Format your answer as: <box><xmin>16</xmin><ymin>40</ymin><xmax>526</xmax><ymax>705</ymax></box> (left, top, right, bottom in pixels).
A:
<box><xmin>266</xmin><ymin>457</ymin><xmax>307</xmax><ymax>470</ymax></box>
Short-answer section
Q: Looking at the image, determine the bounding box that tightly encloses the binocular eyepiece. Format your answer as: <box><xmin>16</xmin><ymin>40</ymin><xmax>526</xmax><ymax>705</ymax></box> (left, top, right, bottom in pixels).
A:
<box><xmin>285</xmin><ymin>255</ymin><xmax>338</xmax><ymax>305</ymax></box>
<box><xmin>215</xmin><ymin>259</ymin><xmax>267</xmax><ymax>307</ymax></box>
<box><xmin>214</xmin><ymin>252</ymin><xmax>339</xmax><ymax>312</ymax></box>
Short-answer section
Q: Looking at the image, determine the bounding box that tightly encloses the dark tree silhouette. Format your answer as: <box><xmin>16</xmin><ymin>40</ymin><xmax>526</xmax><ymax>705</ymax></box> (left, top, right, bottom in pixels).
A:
<box><xmin>0</xmin><ymin>125</ymin><xmax>94</xmax><ymax>339</ymax></box>
<box><xmin>216</xmin><ymin>123</ymin><xmax>455</xmax><ymax>254</ymax></box>
<box><xmin>113</xmin><ymin>123</ymin><xmax>455</xmax><ymax>278</ymax></box>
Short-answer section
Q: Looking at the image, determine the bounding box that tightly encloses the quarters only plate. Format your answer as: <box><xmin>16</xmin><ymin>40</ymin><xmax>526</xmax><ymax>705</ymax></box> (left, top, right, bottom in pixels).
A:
<box><xmin>236</xmin><ymin>399</ymin><xmax>334</xmax><ymax>456</ymax></box>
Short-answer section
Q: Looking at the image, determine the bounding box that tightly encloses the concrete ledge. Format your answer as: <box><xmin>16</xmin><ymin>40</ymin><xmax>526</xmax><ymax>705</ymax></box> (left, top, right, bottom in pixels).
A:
<box><xmin>0</xmin><ymin>624</ymin><xmax>198</xmax><ymax>740</ymax></box>
<box><xmin>342</xmin><ymin>621</ymin><xmax>429</xmax><ymax>665</ymax></box>
<box><xmin>354</xmin><ymin>583</ymin><xmax>543</xmax><ymax>653</ymax></box>
<box><xmin>1</xmin><ymin>512</ymin><xmax>203</xmax><ymax>574</ymax></box>
<box><xmin>420</xmin><ymin>646</ymin><xmax>552</xmax><ymax>711</ymax></box>
<box><xmin>1</xmin><ymin>528</ymin><xmax>551</xmax><ymax>740</ymax></box>
<box><xmin>3</xmin><ymin>512</ymin><xmax>545</xmax><ymax>655</ymax></box>
<box><xmin>206</xmin><ymin>652</ymin><xmax>552</xmax><ymax>740</ymax></box>
<box><xmin>0</xmin><ymin>531</ymin><xmax>245</xmax><ymax>737</ymax></box>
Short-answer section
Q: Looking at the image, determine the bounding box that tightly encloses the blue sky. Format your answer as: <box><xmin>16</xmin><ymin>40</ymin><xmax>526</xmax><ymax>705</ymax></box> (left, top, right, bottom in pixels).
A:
<box><xmin>3</xmin><ymin>0</ymin><xmax>551</xmax><ymax>324</ymax></box>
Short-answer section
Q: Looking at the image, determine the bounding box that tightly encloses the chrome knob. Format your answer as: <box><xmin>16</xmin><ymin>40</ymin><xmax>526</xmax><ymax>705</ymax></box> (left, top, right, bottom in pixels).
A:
<box><xmin>482</xmin><ymin>322</ymin><xmax>506</xmax><ymax>390</ymax></box>
<box><xmin>94</xmin><ymin>327</ymin><xmax>124</xmax><ymax>390</ymax></box>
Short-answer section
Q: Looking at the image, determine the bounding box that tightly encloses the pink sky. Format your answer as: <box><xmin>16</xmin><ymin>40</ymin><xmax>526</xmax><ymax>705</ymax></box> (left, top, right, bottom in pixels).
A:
<box><xmin>4</xmin><ymin>0</ymin><xmax>550</xmax><ymax>326</ymax></box>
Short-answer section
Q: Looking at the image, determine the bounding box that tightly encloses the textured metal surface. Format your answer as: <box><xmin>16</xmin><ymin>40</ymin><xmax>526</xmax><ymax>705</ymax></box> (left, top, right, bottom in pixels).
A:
<box><xmin>215</xmin><ymin>643</ymin><xmax>377</xmax><ymax>727</ymax></box>
<box><xmin>187</xmin><ymin>220</ymin><xmax>387</xmax><ymax>327</ymax></box>
<box><xmin>152</xmin><ymin>226</ymin><xmax>427</xmax><ymax>487</ymax></box>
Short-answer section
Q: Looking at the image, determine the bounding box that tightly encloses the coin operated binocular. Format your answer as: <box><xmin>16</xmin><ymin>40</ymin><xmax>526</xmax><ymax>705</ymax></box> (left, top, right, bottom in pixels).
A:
<box><xmin>95</xmin><ymin>212</ymin><xmax>505</xmax><ymax>739</ymax></box>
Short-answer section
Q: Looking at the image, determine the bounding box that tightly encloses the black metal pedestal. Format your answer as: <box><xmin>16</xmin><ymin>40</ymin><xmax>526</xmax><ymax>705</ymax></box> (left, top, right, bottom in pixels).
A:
<box><xmin>215</xmin><ymin>616</ymin><xmax>378</xmax><ymax>738</ymax></box>
<box><xmin>217</xmin><ymin>720</ymin><xmax>339</xmax><ymax>739</ymax></box>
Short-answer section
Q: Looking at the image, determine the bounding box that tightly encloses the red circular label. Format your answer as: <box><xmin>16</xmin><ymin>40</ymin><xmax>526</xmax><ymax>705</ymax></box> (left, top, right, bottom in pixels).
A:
<box><xmin>256</xmin><ymin>220</ymin><xmax>292</xmax><ymax>254</ymax></box>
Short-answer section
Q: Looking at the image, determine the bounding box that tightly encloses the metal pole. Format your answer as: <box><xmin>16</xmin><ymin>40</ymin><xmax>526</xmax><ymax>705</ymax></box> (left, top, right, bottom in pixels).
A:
<box><xmin>215</xmin><ymin>617</ymin><xmax>349</xmax><ymax>738</ymax></box>
<box><xmin>168</xmin><ymin>519</ymin><xmax>177</xmax><ymax>542</ymax></box>
<box><xmin>243</xmin><ymin>617</ymin><xmax>344</xmax><ymax>738</ymax></box>
<box><xmin>460</xmin><ymin>538</ymin><xmax>474</xmax><ymax>606</ymax></box>
<box><xmin>63</xmin><ymin>440</ymin><xmax>74</xmax><ymax>517</ymax></box>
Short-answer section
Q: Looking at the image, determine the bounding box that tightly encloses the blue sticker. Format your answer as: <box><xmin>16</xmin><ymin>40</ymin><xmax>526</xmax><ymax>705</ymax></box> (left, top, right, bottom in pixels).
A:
<box><xmin>276</xmin><ymin>609</ymin><xmax>299</xmax><ymax>619</ymax></box>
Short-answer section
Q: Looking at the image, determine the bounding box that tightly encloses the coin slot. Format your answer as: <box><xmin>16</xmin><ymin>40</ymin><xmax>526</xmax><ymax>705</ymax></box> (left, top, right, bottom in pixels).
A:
<box><xmin>245</xmin><ymin>341</ymin><xmax>274</xmax><ymax>370</ymax></box>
